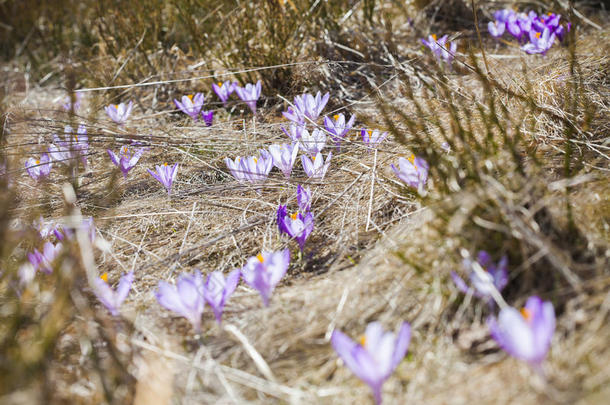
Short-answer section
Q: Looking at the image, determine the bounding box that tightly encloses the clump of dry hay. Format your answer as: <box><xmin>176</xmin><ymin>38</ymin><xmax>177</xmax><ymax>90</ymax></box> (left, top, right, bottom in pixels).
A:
<box><xmin>1</xmin><ymin>1</ymin><xmax>609</xmax><ymax>404</ymax></box>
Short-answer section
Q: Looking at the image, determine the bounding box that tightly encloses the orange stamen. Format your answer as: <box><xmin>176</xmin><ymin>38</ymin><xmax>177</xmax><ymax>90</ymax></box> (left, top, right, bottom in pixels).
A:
<box><xmin>520</xmin><ymin>308</ymin><xmax>532</xmax><ymax>322</ymax></box>
<box><xmin>164</xmin><ymin>162</ymin><xmax>168</xmax><ymax>166</ymax></box>
<box><xmin>187</xmin><ymin>94</ymin><xmax>194</xmax><ymax>100</ymax></box>
<box><xmin>256</xmin><ymin>253</ymin><xmax>264</xmax><ymax>263</ymax></box>
<box><xmin>333</xmin><ymin>114</ymin><xmax>340</xmax><ymax>121</ymax></box>
<box><xmin>36</xmin><ymin>160</ymin><xmax>40</xmax><ymax>164</ymax></box>
<box><xmin>432</xmin><ymin>34</ymin><xmax>437</xmax><ymax>41</ymax></box>
<box><xmin>290</xmin><ymin>212</ymin><xmax>298</xmax><ymax>220</ymax></box>
<box><xmin>535</xmin><ymin>32</ymin><xmax>541</xmax><ymax>39</ymax></box>
<box><xmin>359</xmin><ymin>336</ymin><xmax>366</xmax><ymax>347</ymax></box>
<box><xmin>100</xmin><ymin>272</ymin><xmax>108</xmax><ymax>282</ymax></box>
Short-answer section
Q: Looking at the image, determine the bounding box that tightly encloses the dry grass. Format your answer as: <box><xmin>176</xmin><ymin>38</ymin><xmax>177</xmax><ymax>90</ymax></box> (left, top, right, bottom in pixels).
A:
<box><xmin>1</xmin><ymin>1</ymin><xmax>609</xmax><ymax>404</ymax></box>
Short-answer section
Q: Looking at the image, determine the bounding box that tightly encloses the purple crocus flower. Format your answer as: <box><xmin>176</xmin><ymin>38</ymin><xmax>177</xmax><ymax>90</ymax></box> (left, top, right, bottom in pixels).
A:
<box><xmin>324</xmin><ymin>113</ymin><xmax>355</xmax><ymax>149</ymax></box>
<box><xmin>361</xmin><ymin>129</ymin><xmax>388</xmax><ymax>149</ymax></box>
<box><xmin>506</xmin><ymin>14</ymin><xmax>524</xmax><ymax>39</ymax></box>
<box><xmin>488</xmin><ymin>20</ymin><xmax>506</xmax><ymax>38</ymax></box>
<box><xmin>212</xmin><ymin>80</ymin><xmax>237</xmax><ymax>105</ymax></box>
<box><xmin>238</xmin><ymin>150</ymin><xmax>273</xmax><ymax>183</ymax></box>
<box><xmin>268</xmin><ymin>143</ymin><xmax>299</xmax><ymax>178</ymax></box>
<box><xmin>283</xmin><ymin>91</ymin><xmax>330</xmax><ymax>124</ymax></box>
<box><xmin>451</xmin><ymin>251</ymin><xmax>508</xmax><ymax>303</ymax></box>
<box><xmin>521</xmin><ymin>27</ymin><xmax>556</xmax><ymax>54</ymax></box>
<box><xmin>298</xmin><ymin>128</ymin><xmax>326</xmax><ymax>156</ymax></box>
<box><xmin>297</xmin><ymin>184</ymin><xmax>311</xmax><ymax>212</ymax></box>
<box><xmin>281</xmin><ymin>123</ymin><xmax>305</xmax><ymax>142</ymax></box>
<box><xmin>240</xmin><ymin>249</ymin><xmax>290</xmax><ymax>307</ymax></box>
<box><xmin>107</xmin><ymin>144</ymin><xmax>145</xmax><ymax>178</ymax></box>
<box><xmin>277</xmin><ymin>205</ymin><xmax>314</xmax><ymax>251</ymax></box>
<box><xmin>105</xmin><ymin>101</ymin><xmax>133</xmax><ymax>124</ymax></box>
<box><xmin>54</xmin><ymin>216</ymin><xmax>96</xmax><ymax>243</ymax></box>
<box><xmin>147</xmin><ymin>163</ymin><xmax>178</xmax><ymax>195</ymax></box>
<box><xmin>421</xmin><ymin>34</ymin><xmax>457</xmax><ymax>64</ymax></box>
<box><xmin>94</xmin><ymin>271</ymin><xmax>134</xmax><ymax>316</ymax></box>
<box><xmin>203</xmin><ymin>269</ymin><xmax>241</xmax><ymax>324</ymax></box>
<box><xmin>235</xmin><ymin>80</ymin><xmax>262</xmax><ymax>114</ymax></box>
<box><xmin>302</xmin><ymin>151</ymin><xmax>332</xmax><ymax>180</ymax></box>
<box><xmin>156</xmin><ymin>270</ymin><xmax>206</xmax><ymax>332</ymax></box>
<box><xmin>487</xmin><ymin>296</ymin><xmax>555</xmax><ymax>366</ymax></box>
<box><xmin>201</xmin><ymin>110</ymin><xmax>214</xmax><ymax>126</ymax></box>
<box><xmin>174</xmin><ymin>93</ymin><xmax>205</xmax><ymax>120</ymax></box>
<box><xmin>48</xmin><ymin>124</ymin><xmax>89</xmax><ymax>167</ymax></box>
<box><xmin>25</xmin><ymin>153</ymin><xmax>52</xmax><ymax>181</ymax></box>
<box><xmin>331</xmin><ymin>321</ymin><xmax>411</xmax><ymax>405</ymax></box>
<box><xmin>225</xmin><ymin>156</ymin><xmax>246</xmax><ymax>181</ymax></box>
<box><xmin>28</xmin><ymin>241</ymin><xmax>62</xmax><ymax>274</ymax></box>
<box><xmin>62</xmin><ymin>92</ymin><xmax>82</xmax><ymax>112</ymax></box>
<box><xmin>391</xmin><ymin>155</ymin><xmax>429</xmax><ymax>193</ymax></box>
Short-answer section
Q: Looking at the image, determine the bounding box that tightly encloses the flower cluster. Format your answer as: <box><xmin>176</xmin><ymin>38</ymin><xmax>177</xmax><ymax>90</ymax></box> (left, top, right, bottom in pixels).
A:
<box><xmin>489</xmin><ymin>9</ymin><xmax>570</xmax><ymax>54</ymax></box>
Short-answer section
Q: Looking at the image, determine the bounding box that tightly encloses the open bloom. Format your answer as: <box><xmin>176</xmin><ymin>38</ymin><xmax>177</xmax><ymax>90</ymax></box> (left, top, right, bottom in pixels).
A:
<box><xmin>174</xmin><ymin>93</ymin><xmax>205</xmax><ymax>120</ymax></box>
<box><xmin>521</xmin><ymin>27</ymin><xmax>556</xmax><ymax>55</ymax></box>
<box><xmin>268</xmin><ymin>143</ymin><xmax>299</xmax><ymax>178</ymax></box>
<box><xmin>331</xmin><ymin>322</ymin><xmax>411</xmax><ymax>405</ymax></box>
<box><xmin>25</xmin><ymin>153</ymin><xmax>52</xmax><ymax>181</ymax></box>
<box><xmin>324</xmin><ymin>113</ymin><xmax>355</xmax><ymax>149</ymax></box>
<box><xmin>94</xmin><ymin>271</ymin><xmax>134</xmax><ymax>316</ymax></box>
<box><xmin>361</xmin><ymin>129</ymin><xmax>388</xmax><ymax>149</ymax></box>
<box><xmin>281</xmin><ymin>123</ymin><xmax>305</xmax><ymax>142</ymax></box>
<box><xmin>228</xmin><ymin>150</ymin><xmax>273</xmax><ymax>184</ymax></box>
<box><xmin>105</xmin><ymin>101</ymin><xmax>133</xmax><ymax>124</ymax></box>
<box><xmin>391</xmin><ymin>155</ymin><xmax>429</xmax><ymax>192</ymax></box>
<box><xmin>487</xmin><ymin>296</ymin><xmax>555</xmax><ymax>366</ymax></box>
<box><xmin>148</xmin><ymin>163</ymin><xmax>178</xmax><ymax>195</ymax></box>
<box><xmin>298</xmin><ymin>128</ymin><xmax>326</xmax><ymax>156</ymax></box>
<box><xmin>302</xmin><ymin>151</ymin><xmax>332</xmax><ymax>179</ymax></box>
<box><xmin>28</xmin><ymin>241</ymin><xmax>62</xmax><ymax>274</ymax></box>
<box><xmin>235</xmin><ymin>80</ymin><xmax>262</xmax><ymax>114</ymax></box>
<box><xmin>48</xmin><ymin>124</ymin><xmax>89</xmax><ymax>167</ymax></box>
<box><xmin>203</xmin><ymin>269</ymin><xmax>241</xmax><ymax>324</ymax></box>
<box><xmin>201</xmin><ymin>110</ymin><xmax>214</xmax><ymax>126</ymax></box>
<box><xmin>212</xmin><ymin>80</ymin><xmax>237</xmax><ymax>105</ymax></box>
<box><xmin>283</xmin><ymin>91</ymin><xmax>330</xmax><ymax>124</ymax></box>
<box><xmin>488</xmin><ymin>20</ymin><xmax>506</xmax><ymax>37</ymax></box>
<box><xmin>421</xmin><ymin>34</ymin><xmax>457</xmax><ymax>65</ymax></box>
<box><xmin>277</xmin><ymin>205</ymin><xmax>314</xmax><ymax>251</ymax></box>
<box><xmin>156</xmin><ymin>271</ymin><xmax>205</xmax><ymax>332</ymax></box>
<box><xmin>107</xmin><ymin>144</ymin><xmax>145</xmax><ymax>178</ymax></box>
<box><xmin>240</xmin><ymin>249</ymin><xmax>290</xmax><ymax>307</ymax></box>
<box><xmin>451</xmin><ymin>251</ymin><xmax>508</xmax><ymax>303</ymax></box>
<box><xmin>297</xmin><ymin>184</ymin><xmax>312</xmax><ymax>212</ymax></box>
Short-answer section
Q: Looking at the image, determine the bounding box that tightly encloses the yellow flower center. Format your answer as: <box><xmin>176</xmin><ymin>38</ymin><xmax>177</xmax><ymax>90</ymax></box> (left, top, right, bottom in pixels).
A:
<box><xmin>408</xmin><ymin>154</ymin><xmax>416</xmax><ymax>169</ymax></box>
<box><xmin>115</xmin><ymin>104</ymin><xmax>119</xmax><ymax>109</ymax></box>
<box><xmin>535</xmin><ymin>32</ymin><xmax>541</xmax><ymax>39</ymax></box>
<box><xmin>187</xmin><ymin>94</ymin><xmax>194</xmax><ymax>100</ymax></box>
<box><xmin>359</xmin><ymin>335</ymin><xmax>366</xmax><ymax>347</ymax></box>
<box><xmin>368</xmin><ymin>130</ymin><xmax>372</xmax><ymax>136</ymax></box>
<box><xmin>257</xmin><ymin>253</ymin><xmax>264</xmax><ymax>263</ymax></box>
<box><xmin>290</xmin><ymin>212</ymin><xmax>298</xmax><ymax>220</ymax></box>
<box><xmin>36</xmin><ymin>160</ymin><xmax>40</xmax><ymax>164</ymax></box>
<box><xmin>432</xmin><ymin>34</ymin><xmax>437</xmax><ymax>41</ymax></box>
<box><xmin>520</xmin><ymin>308</ymin><xmax>532</xmax><ymax>322</ymax></box>
<box><xmin>254</xmin><ymin>157</ymin><xmax>258</xmax><ymax>164</ymax></box>
<box><xmin>164</xmin><ymin>162</ymin><xmax>168</xmax><ymax>166</ymax></box>
<box><xmin>218</xmin><ymin>82</ymin><xmax>223</xmax><ymax>87</ymax></box>
<box><xmin>333</xmin><ymin>114</ymin><xmax>340</xmax><ymax>121</ymax></box>
<box><xmin>100</xmin><ymin>272</ymin><xmax>108</xmax><ymax>283</ymax></box>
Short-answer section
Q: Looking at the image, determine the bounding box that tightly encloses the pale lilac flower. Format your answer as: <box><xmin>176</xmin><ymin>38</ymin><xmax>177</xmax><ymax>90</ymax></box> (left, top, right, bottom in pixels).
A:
<box><xmin>302</xmin><ymin>152</ymin><xmax>332</xmax><ymax>179</ymax></box>
<box><xmin>203</xmin><ymin>269</ymin><xmax>241</xmax><ymax>324</ymax></box>
<box><xmin>148</xmin><ymin>163</ymin><xmax>178</xmax><ymax>195</ymax></box>
<box><xmin>283</xmin><ymin>91</ymin><xmax>330</xmax><ymax>124</ymax></box>
<box><xmin>107</xmin><ymin>144</ymin><xmax>144</xmax><ymax>178</ymax></box>
<box><xmin>277</xmin><ymin>205</ymin><xmax>314</xmax><ymax>251</ymax></box>
<box><xmin>236</xmin><ymin>150</ymin><xmax>273</xmax><ymax>184</ymax></box>
<box><xmin>240</xmin><ymin>249</ymin><xmax>290</xmax><ymax>306</ymax></box>
<box><xmin>298</xmin><ymin>128</ymin><xmax>326</xmax><ymax>156</ymax></box>
<box><xmin>421</xmin><ymin>34</ymin><xmax>457</xmax><ymax>64</ymax></box>
<box><xmin>48</xmin><ymin>124</ymin><xmax>89</xmax><ymax>166</ymax></box>
<box><xmin>62</xmin><ymin>92</ymin><xmax>82</xmax><ymax>112</ymax></box>
<box><xmin>521</xmin><ymin>27</ymin><xmax>556</xmax><ymax>55</ymax></box>
<box><xmin>156</xmin><ymin>271</ymin><xmax>205</xmax><ymax>332</ymax></box>
<box><xmin>297</xmin><ymin>184</ymin><xmax>311</xmax><ymax>212</ymax></box>
<box><xmin>94</xmin><ymin>271</ymin><xmax>134</xmax><ymax>316</ymax></box>
<box><xmin>451</xmin><ymin>251</ymin><xmax>508</xmax><ymax>303</ymax></box>
<box><xmin>361</xmin><ymin>129</ymin><xmax>388</xmax><ymax>149</ymax></box>
<box><xmin>324</xmin><ymin>113</ymin><xmax>355</xmax><ymax>149</ymax></box>
<box><xmin>174</xmin><ymin>93</ymin><xmax>205</xmax><ymax>120</ymax></box>
<box><xmin>28</xmin><ymin>241</ymin><xmax>62</xmax><ymax>274</ymax></box>
<box><xmin>235</xmin><ymin>80</ymin><xmax>262</xmax><ymax>114</ymax></box>
<box><xmin>281</xmin><ymin>123</ymin><xmax>305</xmax><ymax>142</ymax></box>
<box><xmin>105</xmin><ymin>101</ymin><xmax>133</xmax><ymax>124</ymax></box>
<box><xmin>201</xmin><ymin>110</ymin><xmax>214</xmax><ymax>126</ymax></box>
<box><xmin>25</xmin><ymin>153</ymin><xmax>52</xmax><ymax>181</ymax></box>
<box><xmin>331</xmin><ymin>321</ymin><xmax>411</xmax><ymax>405</ymax></box>
<box><xmin>488</xmin><ymin>20</ymin><xmax>506</xmax><ymax>37</ymax></box>
<box><xmin>225</xmin><ymin>156</ymin><xmax>246</xmax><ymax>181</ymax></box>
<box><xmin>391</xmin><ymin>155</ymin><xmax>429</xmax><ymax>192</ymax></box>
<box><xmin>212</xmin><ymin>80</ymin><xmax>237</xmax><ymax>105</ymax></box>
<box><xmin>268</xmin><ymin>143</ymin><xmax>299</xmax><ymax>178</ymax></box>
<box><xmin>488</xmin><ymin>296</ymin><xmax>555</xmax><ymax>366</ymax></box>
